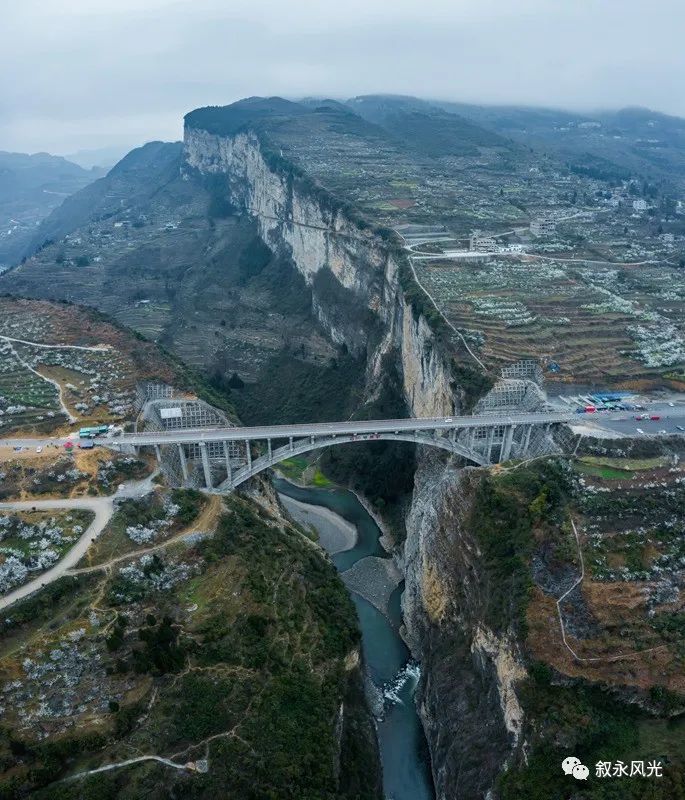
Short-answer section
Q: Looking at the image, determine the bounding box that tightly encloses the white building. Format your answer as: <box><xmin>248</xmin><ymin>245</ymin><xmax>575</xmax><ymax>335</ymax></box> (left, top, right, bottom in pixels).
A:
<box><xmin>530</xmin><ymin>217</ymin><xmax>556</xmax><ymax>237</ymax></box>
<box><xmin>633</xmin><ymin>199</ymin><xmax>648</xmax><ymax>212</ymax></box>
<box><xmin>469</xmin><ymin>231</ymin><xmax>497</xmax><ymax>252</ymax></box>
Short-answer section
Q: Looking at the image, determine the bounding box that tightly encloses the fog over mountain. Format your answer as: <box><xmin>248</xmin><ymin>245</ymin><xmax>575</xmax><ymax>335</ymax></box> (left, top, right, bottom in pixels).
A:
<box><xmin>2</xmin><ymin>0</ymin><xmax>684</xmax><ymax>152</ymax></box>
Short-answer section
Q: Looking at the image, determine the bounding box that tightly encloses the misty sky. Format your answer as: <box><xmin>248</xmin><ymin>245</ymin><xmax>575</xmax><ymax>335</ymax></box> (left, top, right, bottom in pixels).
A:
<box><xmin>2</xmin><ymin>0</ymin><xmax>684</xmax><ymax>155</ymax></box>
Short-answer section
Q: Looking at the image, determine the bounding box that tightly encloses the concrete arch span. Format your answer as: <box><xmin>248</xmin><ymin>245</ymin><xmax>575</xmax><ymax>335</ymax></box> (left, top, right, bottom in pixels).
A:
<box><xmin>215</xmin><ymin>430</ymin><xmax>488</xmax><ymax>491</ymax></box>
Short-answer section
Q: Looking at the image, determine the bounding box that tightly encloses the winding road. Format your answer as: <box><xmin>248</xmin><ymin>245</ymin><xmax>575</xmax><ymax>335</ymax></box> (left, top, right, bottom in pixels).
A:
<box><xmin>0</xmin><ymin>473</ymin><xmax>158</xmax><ymax>611</ymax></box>
<box><xmin>0</xmin><ymin>497</ymin><xmax>113</xmax><ymax>611</ymax></box>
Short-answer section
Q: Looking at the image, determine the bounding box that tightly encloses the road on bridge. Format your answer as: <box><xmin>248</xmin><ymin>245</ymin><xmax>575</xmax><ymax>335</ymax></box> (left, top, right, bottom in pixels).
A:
<box><xmin>3</xmin><ymin>407</ymin><xmax>685</xmax><ymax>450</ymax></box>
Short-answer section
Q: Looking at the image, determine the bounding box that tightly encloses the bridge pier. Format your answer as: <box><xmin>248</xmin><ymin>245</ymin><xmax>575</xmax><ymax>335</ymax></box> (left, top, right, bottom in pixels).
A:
<box><xmin>199</xmin><ymin>441</ymin><xmax>213</xmax><ymax>489</ymax></box>
<box><xmin>177</xmin><ymin>444</ymin><xmax>189</xmax><ymax>482</ymax></box>
<box><xmin>289</xmin><ymin>436</ymin><xmax>293</xmax><ymax>451</ymax></box>
<box><xmin>246</xmin><ymin>440</ymin><xmax>252</xmax><ymax>470</ymax></box>
<box><xmin>267</xmin><ymin>438</ymin><xmax>272</xmax><ymax>460</ymax></box>
<box><xmin>522</xmin><ymin>425</ymin><xmax>533</xmax><ymax>453</ymax></box>
<box><xmin>223</xmin><ymin>441</ymin><xmax>232</xmax><ymax>485</ymax></box>
<box><xmin>501</xmin><ymin>425</ymin><xmax>516</xmax><ymax>461</ymax></box>
<box><xmin>154</xmin><ymin>444</ymin><xmax>162</xmax><ymax>464</ymax></box>
<box><xmin>467</xmin><ymin>428</ymin><xmax>476</xmax><ymax>451</ymax></box>
<box><xmin>485</xmin><ymin>427</ymin><xmax>496</xmax><ymax>464</ymax></box>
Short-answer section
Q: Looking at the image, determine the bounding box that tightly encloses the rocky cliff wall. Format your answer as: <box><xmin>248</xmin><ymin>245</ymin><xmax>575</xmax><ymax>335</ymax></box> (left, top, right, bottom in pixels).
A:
<box><xmin>401</xmin><ymin>453</ymin><xmax>527</xmax><ymax>800</ymax></box>
<box><xmin>184</xmin><ymin>123</ymin><xmax>521</xmax><ymax>799</ymax></box>
<box><xmin>183</xmin><ymin>126</ymin><xmax>455</xmax><ymax>418</ymax></box>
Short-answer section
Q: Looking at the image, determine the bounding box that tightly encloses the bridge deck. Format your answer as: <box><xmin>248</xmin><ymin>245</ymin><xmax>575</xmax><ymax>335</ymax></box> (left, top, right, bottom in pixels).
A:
<box><xmin>100</xmin><ymin>412</ymin><xmax>573</xmax><ymax>447</ymax></box>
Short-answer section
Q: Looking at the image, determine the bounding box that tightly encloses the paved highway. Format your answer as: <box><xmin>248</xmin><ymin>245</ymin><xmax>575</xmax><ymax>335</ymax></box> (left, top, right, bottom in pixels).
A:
<box><xmin>111</xmin><ymin>411</ymin><xmax>578</xmax><ymax>445</ymax></box>
<box><xmin>3</xmin><ymin>407</ymin><xmax>685</xmax><ymax>453</ymax></box>
<box><xmin>0</xmin><ymin>412</ymin><xmax>575</xmax><ymax>451</ymax></box>
<box><xmin>572</xmin><ymin>401</ymin><xmax>685</xmax><ymax>438</ymax></box>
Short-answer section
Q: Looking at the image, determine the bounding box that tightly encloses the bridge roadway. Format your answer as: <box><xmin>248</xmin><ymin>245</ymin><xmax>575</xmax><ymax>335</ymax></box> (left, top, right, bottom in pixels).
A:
<box><xmin>94</xmin><ymin>411</ymin><xmax>575</xmax><ymax>448</ymax></box>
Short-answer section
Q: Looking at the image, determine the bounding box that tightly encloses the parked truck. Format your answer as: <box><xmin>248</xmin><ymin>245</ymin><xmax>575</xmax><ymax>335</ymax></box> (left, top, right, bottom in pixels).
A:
<box><xmin>78</xmin><ymin>425</ymin><xmax>110</xmax><ymax>439</ymax></box>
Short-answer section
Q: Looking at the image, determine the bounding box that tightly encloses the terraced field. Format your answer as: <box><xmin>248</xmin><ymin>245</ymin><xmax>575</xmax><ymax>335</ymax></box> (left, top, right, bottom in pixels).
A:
<box><xmin>0</xmin><ymin>340</ymin><xmax>62</xmax><ymax>430</ymax></box>
<box><xmin>414</xmin><ymin>256</ymin><xmax>685</xmax><ymax>386</ymax></box>
<box><xmin>0</xmin><ymin>297</ymin><xmax>181</xmax><ymax>434</ymax></box>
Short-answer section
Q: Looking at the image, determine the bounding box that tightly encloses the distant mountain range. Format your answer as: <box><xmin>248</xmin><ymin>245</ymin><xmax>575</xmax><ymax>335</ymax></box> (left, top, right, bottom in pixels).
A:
<box><xmin>26</xmin><ymin>141</ymin><xmax>183</xmax><ymax>252</ymax></box>
<box><xmin>63</xmin><ymin>145</ymin><xmax>137</xmax><ymax>170</ymax></box>
<box><xmin>431</xmin><ymin>99</ymin><xmax>685</xmax><ymax>186</ymax></box>
<box><xmin>3</xmin><ymin>94</ymin><xmax>685</xmax><ymax>275</ymax></box>
<box><xmin>0</xmin><ymin>151</ymin><xmax>103</xmax><ymax>268</ymax></box>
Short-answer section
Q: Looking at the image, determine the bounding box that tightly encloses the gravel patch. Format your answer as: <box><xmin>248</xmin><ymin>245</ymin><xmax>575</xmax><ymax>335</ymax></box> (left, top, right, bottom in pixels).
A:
<box><xmin>279</xmin><ymin>494</ymin><xmax>357</xmax><ymax>555</ymax></box>
<box><xmin>341</xmin><ymin>556</ymin><xmax>402</xmax><ymax>618</ymax></box>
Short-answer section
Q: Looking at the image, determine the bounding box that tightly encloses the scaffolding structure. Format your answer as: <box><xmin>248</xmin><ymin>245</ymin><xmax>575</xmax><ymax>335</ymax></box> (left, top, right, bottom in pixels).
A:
<box><xmin>474</xmin><ymin>378</ymin><xmax>545</xmax><ymax>415</ymax></box>
<box><xmin>501</xmin><ymin>359</ymin><xmax>544</xmax><ymax>386</ymax></box>
<box><xmin>141</xmin><ymin>398</ymin><xmax>244</xmax><ymax>487</ymax></box>
<box><xmin>135</xmin><ymin>381</ymin><xmax>174</xmax><ymax>412</ymax></box>
<box><xmin>461</xmin><ymin>358</ymin><xmax>559</xmax><ymax>460</ymax></box>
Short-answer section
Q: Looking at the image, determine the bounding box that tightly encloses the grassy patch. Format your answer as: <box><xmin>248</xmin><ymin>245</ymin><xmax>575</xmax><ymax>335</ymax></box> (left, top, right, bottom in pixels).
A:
<box><xmin>575</xmin><ymin>461</ymin><xmax>637</xmax><ymax>480</ymax></box>
<box><xmin>579</xmin><ymin>455</ymin><xmax>668</xmax><ymax>472</ymax></box>
<box><xmin>276</xmin><ymin>456</ymin><xmax>309</xmax><ymax>483</ymax></box>
<box><xmin>311</xmin><ymin>469</ymin><xmax>333</xmax><ymax>488</ymax></box>
<box><xmin>275</xmin><ymin>458</ymin><xmax>333</xmax><ymax>489</ymax></box>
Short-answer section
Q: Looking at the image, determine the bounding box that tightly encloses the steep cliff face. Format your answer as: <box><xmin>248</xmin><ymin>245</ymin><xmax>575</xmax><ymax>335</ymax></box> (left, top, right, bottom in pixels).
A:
<box><xmin>184</xmin><ymin>126</ymin><xmax>455</xmax><ymax>417</ymax></box>
<box><xmin>401</xmin><ymin>452</ymin><xmax>526</xmax><ymax>800</ymax></box>
<box><xmin>183</xmin><ymin>122</ymin><xmax>517</xmax><ymax>799</ymax></box>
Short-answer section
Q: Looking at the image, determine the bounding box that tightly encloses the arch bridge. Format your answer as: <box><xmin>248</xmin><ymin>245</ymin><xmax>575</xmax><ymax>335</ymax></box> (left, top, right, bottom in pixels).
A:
<box><xmin>103</xmin><ymin>411</ymin><xmax>572</xmax><ymax>491</ymax></box>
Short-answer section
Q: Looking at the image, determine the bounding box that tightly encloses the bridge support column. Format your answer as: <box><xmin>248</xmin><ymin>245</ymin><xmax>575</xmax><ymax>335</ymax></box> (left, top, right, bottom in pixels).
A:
<box><xmin>289</xmin><ymin>436</ymin><xmax>293</xmax><ymax>451</ymax></box>
<box><xmin>177</xmin><ymin>444</ymin><xmax>189</xmax><ymax>482</ymax></box>
<box><xmin>501</xmin><ymin>425</ymin><xmax>516</xmax><ymax>461</ymax></box>
<box><xmin>154</xmin><ymin>444</ymin><xmax>162</xmax><ymax>464</ymax></box>
<box><xmin>522</xmin><ymin>425</ymin><xmax>533</xmax><ymax>453</ymax></box>
<box><xmin>223</xmin><ymin>442</ymin><xmax>232</xmax><ymax>484</ymax></box>
<box><xmin>467</xmin><ymin>428</ymin><xmax>476</xmax><ymax>451</ymax></box>
<box><xmin>199</xmin><ymin>441</ymin><xmax>212</xmax><ymax>489</ymax></box>
<box><xmin>486</xmin><ymin>427</ymin><xmax>496</xmax><ymax>464</ymax></box>
<box><xmin>267</xmin><ymin>438</ymin><xmax>272</xmax><ymax>461</ymax></box>
<box><xmin>246</xmin><ymin>440</ymin><xmax>252</xmax><ymax>470</ymax></box>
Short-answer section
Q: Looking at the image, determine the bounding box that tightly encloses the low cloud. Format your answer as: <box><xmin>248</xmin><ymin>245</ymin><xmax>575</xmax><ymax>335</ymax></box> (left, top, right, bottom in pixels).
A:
<box><xmin>1</xmin><ymin>0</ymin><xmax>683</xmax><ymax>152</ymax></box>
